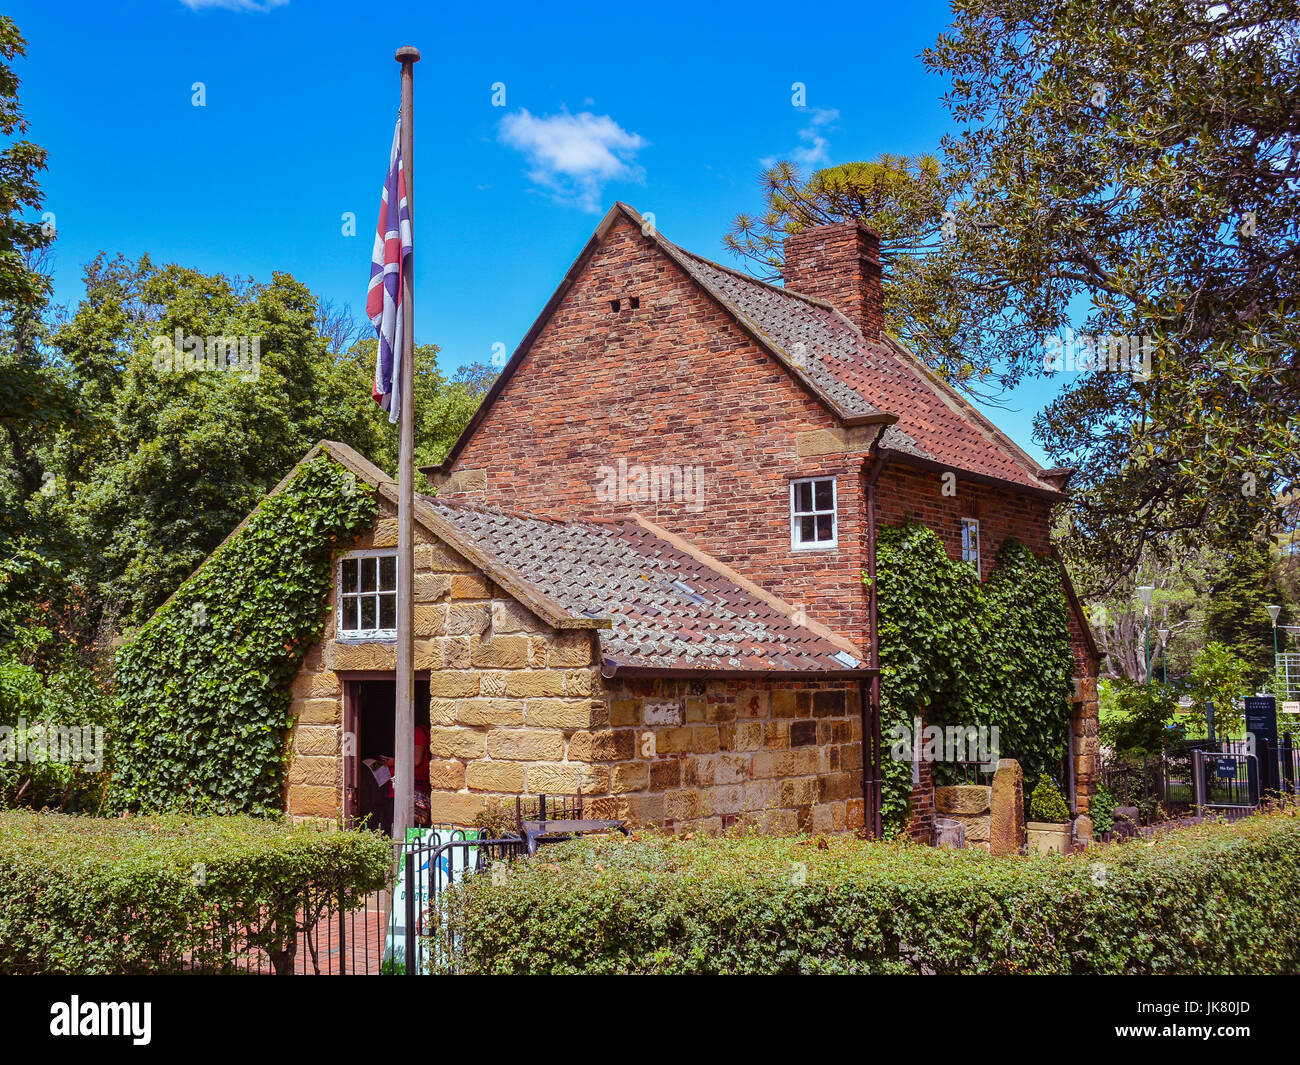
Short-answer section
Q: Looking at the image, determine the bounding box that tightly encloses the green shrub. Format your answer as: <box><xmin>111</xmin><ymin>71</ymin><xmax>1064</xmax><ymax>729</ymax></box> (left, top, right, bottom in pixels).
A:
<box><xmin>1089</xmin><ymin>784</ymin><xmax>1116</xmax><ymax>836</ymax></box>
<box><xmin>0</xmin><ymin>811</ymin><xmax>392</xmax><ymax>974</ymax></box>
<box><xmin>432</xmin><ymin>811</ymin><xmax>1300</xmax><ymax>974</ymax></box>
<box><xmin>111</xmin><ymin>454</ymin><xmax>377</xmax><ymax>814</ymax></box>
<box><xmin>1028</xmin><ymin>774</ymin><xmax>1071</xmax><ymax>823</ymax></box>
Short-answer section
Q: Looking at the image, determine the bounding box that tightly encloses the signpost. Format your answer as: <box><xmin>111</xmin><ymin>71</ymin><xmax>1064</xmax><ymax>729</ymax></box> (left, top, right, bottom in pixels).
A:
<box><xmin>1244</xmin><ymin>695</ymin><xmax>1278</xmax><ymax>800</ymax></box>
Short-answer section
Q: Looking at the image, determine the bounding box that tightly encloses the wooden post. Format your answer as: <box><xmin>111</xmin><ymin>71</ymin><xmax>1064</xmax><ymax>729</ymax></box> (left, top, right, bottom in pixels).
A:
<box><xmin>392</xmin><ymin>44</ymin><xmax>419</xmax><ymax>842</ymax></box>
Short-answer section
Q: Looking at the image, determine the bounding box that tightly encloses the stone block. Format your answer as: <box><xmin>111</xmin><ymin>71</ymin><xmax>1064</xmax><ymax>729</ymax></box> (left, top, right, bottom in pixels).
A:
<box><xmin>428</xmin><ymin>671</ymin><xmax>479</xmax><ymax>698</ymax></box>
<box><xmin>611</xmin><ymin>761</ymin><xmax>650</xmax><ymax>793</ymax></box>
<box><xmin>505</xmin><ymin>671</ymin><xmax>566</xmax><ymax>698</ymax></box>
<box><xmin>990</xmin><ymin>758</ymin><xmax>1026</xmax><ymax>855</ymax></box>
<box><xmin>525</xmin><ymin>698</ymin><xmax>595</xmax><ymax>729</ymax></box>
<box><xmin>467</xmin><ymin>760</ymin><xmax>526</xmax><ymax>792</ymax></box>
<box><xmin>456</xmin><ymin>699</ymin><xmax>525</xmax><ymax>727</ymax></box>
<box><xmin>469</xmin><ymin>634</ymin><xmax>531</xmax><ymax>670</ymax></box>
<box><xmin>485</xmin><ymin>729</ymin><xmax>564</xmax><ymax>761</ymax></box>
<box><xmin>935</xmin><ymin>784</ymin><xmax>992</xmax><ymax>816</ymax></box>
<box><xmin>428</xmin><ymin>728</ymin><xmax>486</xmax><ymax>759</ymax></box>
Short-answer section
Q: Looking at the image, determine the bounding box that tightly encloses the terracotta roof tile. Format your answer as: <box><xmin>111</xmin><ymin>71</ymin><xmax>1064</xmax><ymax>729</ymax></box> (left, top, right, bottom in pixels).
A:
<box><xmin>669</xmin><ymin>243</ymin><xmax>1051</xmax><ymax>491</ymax></box>
<box><xmin>422</xmin><ymin>497</ymin><xmax>863</xmax><ymax>675</ymax></box>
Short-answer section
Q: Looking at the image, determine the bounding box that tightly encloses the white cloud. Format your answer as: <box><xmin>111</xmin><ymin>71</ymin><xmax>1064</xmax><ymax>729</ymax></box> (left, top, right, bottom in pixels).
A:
<box><xmin>499</xmin><ymin>108</ymin><xmax>647</xmax><ymax>213</ymax></box>
<box><xmin>179</xmin><ymin>0</ymin><xmax>289</xmax><ymax>11</ymax></box>
<box><xmin>762</xmin><ymin>107</ymin><xmax>840</xmax><ymax>170</ymax></box>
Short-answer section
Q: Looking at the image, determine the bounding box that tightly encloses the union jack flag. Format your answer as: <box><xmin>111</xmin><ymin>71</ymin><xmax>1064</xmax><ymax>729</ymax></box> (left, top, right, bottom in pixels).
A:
<box><xmin>366</xmin><ymin>120</ymin><xmax>412</xmax><ymax>423</ymax></box>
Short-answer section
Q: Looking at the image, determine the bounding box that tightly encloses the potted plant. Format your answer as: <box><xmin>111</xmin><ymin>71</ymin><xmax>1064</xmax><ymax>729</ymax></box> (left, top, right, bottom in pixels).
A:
<box><xmin>1025</xmin><ymin>773</ymin><xmax>1072</xmax><ymax>854</ymax></box>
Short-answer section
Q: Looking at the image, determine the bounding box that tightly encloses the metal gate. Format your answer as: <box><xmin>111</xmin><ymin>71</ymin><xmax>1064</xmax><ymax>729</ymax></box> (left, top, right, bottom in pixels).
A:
<box><xmin>1191</xmin><ymin>735</ymin><xmax>1300</xmax><ymax>815</ymax></box>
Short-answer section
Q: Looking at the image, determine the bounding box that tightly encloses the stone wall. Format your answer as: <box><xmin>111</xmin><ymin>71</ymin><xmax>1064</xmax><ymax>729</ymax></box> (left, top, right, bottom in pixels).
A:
<box><xmin>284</xmin><ymin>500</ymin><xmax>601</xmax><ymax>825</ymax></box>
<box><xmin>594</xmin><ymin>678</ymin><xmax>864</xmax><ymax>834</ymax></box>
<box><xmin>284</xmin><ymin>503</ymin><xmax>867</xmax><ymax>835</ymax></box>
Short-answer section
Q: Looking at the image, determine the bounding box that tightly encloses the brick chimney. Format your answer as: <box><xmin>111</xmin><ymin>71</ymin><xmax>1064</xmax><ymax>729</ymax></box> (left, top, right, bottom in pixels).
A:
<box><xmin>781</xmin><ymin>221</ymin><xmax>884</xmax><ymax>339</ymax></box>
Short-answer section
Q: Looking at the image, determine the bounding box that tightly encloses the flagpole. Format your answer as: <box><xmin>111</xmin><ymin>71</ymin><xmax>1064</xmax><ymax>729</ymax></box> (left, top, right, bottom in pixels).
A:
<box><xmin>393</xmin><ymin>44</ymin><xmax>419</xmax><ymax>842</ymax></box>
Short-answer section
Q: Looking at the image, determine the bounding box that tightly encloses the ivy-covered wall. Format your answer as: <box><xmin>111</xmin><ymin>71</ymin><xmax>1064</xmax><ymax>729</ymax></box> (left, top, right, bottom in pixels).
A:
<box><xmin>112</xmin><ymin>455</ymin><xmax>378</xmax><ymax>815</ymax></box>
<box><xmin>874</xmin><ymin>523</ymin><xmax>1075</xmax><ymax>834</ymax></box>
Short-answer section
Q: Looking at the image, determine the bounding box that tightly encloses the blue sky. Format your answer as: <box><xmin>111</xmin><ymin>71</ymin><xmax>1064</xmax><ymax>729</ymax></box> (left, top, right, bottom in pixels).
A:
<box><xmin>11</xmin><ymin>0</ymin><xmax>1063</xmax><ymax>463</ymax></box>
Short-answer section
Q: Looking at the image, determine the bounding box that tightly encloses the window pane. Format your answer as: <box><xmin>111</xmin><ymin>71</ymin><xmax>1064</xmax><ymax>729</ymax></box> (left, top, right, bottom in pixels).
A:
<box><xmin>816</xmin><ymin>514</ymin><xmax>834</xmax><ymax>541</ymax></box>
<box><xmin>814</xmin><ymin>479</ymin><xmax>833</xmax><ymax>510</ymax></box>
<box><xmin>799</xmin><ymin>515</ymin><xmax>815</xmax><ymax>542</ymax></box>
<box><xmin>379</xmin><ymin>554</ymin><xmax>396</xmax><ymax>591</ymax></box>
<box><xmin>342</xmin><ymin>558</ymin><xmax>358</xmax><ymax>593</ymax></box>
<box><xmin>379</xmin><ymin>592</ymin><xmax>396</xmax><ymax>630</ymax></box>
<box><xmin>795</xmin><ymin>482</ymin><xmax>812</xmax><ymax>513</ymax></box>
<box><xmin>341</xmin><ymin>596</ymin><xmax>359</xmax><ymax>632</ymax></box>
<box><xmin>360</xmin><ymin>595</ymin><xmax>377</xmax><ymax>630</ymax></box>
<box><xmin>360</xmin><ymin>557</ymin><xmax>377</xmax><ymax>593</ymax></box>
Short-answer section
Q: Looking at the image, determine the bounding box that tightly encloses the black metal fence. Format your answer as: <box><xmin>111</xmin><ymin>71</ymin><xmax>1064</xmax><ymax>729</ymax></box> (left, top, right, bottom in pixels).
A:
<box><xmin>1102</xmin><ymin>735</ymin><xmax>1300</xmax><ymax>825</ymax></box>
<box><xmin>189</xmin><ymin>827</ymin><xmax>525</xmax><ymax>975</ymax></box>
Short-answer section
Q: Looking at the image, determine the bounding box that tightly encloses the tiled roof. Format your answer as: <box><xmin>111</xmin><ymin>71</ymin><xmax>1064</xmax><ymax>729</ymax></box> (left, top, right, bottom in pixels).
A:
<box><xmin>667</xmin><ymin>241</ymin><xmax>1052</xmax><ymax>491</ymax></box>
<box><xmin>422</xmin><ymin>496</ymin><xmax>864</xmax><ymax>675</ymax></box>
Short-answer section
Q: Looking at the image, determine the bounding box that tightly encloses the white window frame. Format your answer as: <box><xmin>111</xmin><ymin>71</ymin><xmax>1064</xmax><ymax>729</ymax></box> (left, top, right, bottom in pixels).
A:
<box><xmin>961</xmin><ymin>518</ymin><xmax>981</xmax><ymax>574</ymax></box>
<box><xmin>337</xmin><ymin>549</ymin><xmax>399</xmax><ymax>641</ymax></box>
<box><xmin>790</xmin><ymin>476</ymin><xmax>838</xmax><ymax>551</ymax></box>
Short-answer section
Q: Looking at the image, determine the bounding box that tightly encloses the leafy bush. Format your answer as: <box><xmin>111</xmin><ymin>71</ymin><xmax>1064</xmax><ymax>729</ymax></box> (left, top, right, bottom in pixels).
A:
<box><xmin>1187</xmin><ymin>640</ymin><xmax>1254</xmax><ymax>737</ymax></box>
<box><xmin>1028</xmin><ymin>774</ymin><xmax>1070</xmax><ymax>823</ymax></box>
<box><xmin>433</xmin><ymin>812</ymin><xmax>1300</xmax><ymax>974</ymax></box>
<box><xmin>1089</xmin><ymin>783</ymin><xmax>1116</xmax><ymax>836</ymax></box>
<box><xmin>111</xmin><ymin>454</ymin><xmax>377</xmax><ymax>814</ymax></box>
<box><xmin>0</xmin><ymin>625</ymin><xmax>112</xmax><ymax>812</ymax></box>
<box><xmin>0</xmin><ymin>811</ymin><xmax>392</xmax><ymax>974</ymax></box>
<box><xmin>1099</xmin><ymin>678</ymin><xmax>1181</xmax><ymax>754</ymax></box>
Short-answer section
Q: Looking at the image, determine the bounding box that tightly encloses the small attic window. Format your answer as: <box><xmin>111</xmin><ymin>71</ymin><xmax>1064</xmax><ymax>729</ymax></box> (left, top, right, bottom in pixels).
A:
<box><xmin>338</xmin><ymin>550</ymin><xmax>397</xmax><ymax>639</ymax></box>
<box><xmin>609</xmin><ymin>299</ymin><xmax>621</xmax><ymax>312</ymax></box>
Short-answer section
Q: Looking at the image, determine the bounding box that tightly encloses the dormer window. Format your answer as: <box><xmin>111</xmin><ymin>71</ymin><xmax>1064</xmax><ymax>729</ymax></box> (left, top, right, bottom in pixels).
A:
<box><xmin>791</xmin><ymin>477</ymin><xmax>837</xmax><ymax>550</ymax></box>
<box><xmin>338</xmin><ymin>550</ymin><xmax>397</xmax><ymax>639</ymax></box>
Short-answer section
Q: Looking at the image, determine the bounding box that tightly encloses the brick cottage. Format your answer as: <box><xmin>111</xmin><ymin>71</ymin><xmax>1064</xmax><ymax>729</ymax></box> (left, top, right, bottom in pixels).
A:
<box><xmin>280</xmin><ymin>203</ymin><xmax>1100</xmax><ymax>840</ymax></box>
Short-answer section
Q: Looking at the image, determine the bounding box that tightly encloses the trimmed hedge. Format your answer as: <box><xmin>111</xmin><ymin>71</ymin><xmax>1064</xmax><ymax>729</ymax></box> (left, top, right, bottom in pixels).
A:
<box><xmin>433</xmin><ymin>810</ymin><xmax>1300</xmax><ymax>974</ymax></box>
<box><xmin>0</xmin><ymin>811</ymin><xmax>392</xmax><ymax>974</ymax></box>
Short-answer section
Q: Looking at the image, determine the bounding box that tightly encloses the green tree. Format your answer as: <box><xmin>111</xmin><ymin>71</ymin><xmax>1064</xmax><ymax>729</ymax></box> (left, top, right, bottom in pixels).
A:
<box><xmin>923</xmin><ymin>0</ymin><xmax>1300</xmax><ymax>585</ymax></box>
<box><xmin>41</xmin><ymin>257</ymin><xmax>485</xmax><ymax>627</ymax></box>
<box><xmin>1188</xmin><ymin>641</ymin><xmax>1255</xmax><ymax>736</ymax></box>
<box><xmin>732</xmin><ymin>4</ymin><xmax>1300</xmax><ymax>588</ymax></box>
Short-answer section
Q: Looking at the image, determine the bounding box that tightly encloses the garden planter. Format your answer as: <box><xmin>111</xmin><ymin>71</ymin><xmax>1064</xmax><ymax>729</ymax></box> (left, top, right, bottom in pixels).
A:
<box><xmin>1025</xmin><ymin>820</ymin><xmax>1072</xmax><ymax>855</ymax></box>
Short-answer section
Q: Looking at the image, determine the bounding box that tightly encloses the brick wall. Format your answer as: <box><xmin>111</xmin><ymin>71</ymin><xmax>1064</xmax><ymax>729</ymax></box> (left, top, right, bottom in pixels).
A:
<box><xmin>438</xmin><ymin>213</ymin><xmax>873</xmax><ymax>648</ymax></box>
<box><xmin>874</xmin><ymin>462</ymin><xmax>1053</xmax><ymax>578</ymax></box>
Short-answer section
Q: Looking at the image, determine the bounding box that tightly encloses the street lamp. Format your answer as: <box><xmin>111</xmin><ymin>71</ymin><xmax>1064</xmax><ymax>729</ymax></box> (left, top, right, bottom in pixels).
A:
<box><xmin>1137</xmin><ymin>585</ymin><xmax>1155</xmax><ymax>685</ymax></box>
<box><xmin>1157</xmin><ymin>626</ymin><xmax>1170</xmax><ymax>685</ymax></box>
<box><xmin>1267</xmin><ymin>604</ymin><xmax>1282</xmax><ymax>659</ymax></box>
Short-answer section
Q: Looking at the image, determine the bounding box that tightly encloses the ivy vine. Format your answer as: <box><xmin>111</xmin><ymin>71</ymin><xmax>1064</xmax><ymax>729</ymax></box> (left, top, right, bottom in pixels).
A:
<box><xmin>873</xmin><ymin>523</ymin><xmax>1074</xmax><ymax>833</ymax></box>
<box><xmin>111</xmin><ymin>456</ymin><xmax>378</xmax><ymax>815</ymax></box>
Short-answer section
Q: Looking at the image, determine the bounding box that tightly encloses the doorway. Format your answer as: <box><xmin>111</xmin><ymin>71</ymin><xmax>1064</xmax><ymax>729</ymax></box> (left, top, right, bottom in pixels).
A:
<box><xmin>344</xmin><ymin>677</ymin><xmax>430</xmax><ymax>835</ymax></box>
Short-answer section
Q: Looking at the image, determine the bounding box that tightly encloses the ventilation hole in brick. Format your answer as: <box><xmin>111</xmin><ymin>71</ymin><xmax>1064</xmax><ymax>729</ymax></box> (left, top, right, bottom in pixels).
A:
<box><xmin>609</xmin><ymin>299</ymin><xmax>621</xmax><ymax>312</ymax></box>
<box><xmin>630</xmin><ymin>296</ymin><xmax>641</xmax><ymax>309</ymax></box>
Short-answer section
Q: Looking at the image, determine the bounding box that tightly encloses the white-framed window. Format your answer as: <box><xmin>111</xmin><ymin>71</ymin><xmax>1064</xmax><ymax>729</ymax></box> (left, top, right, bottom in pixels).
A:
<box><xmin>961</xmin><ymin>518</ymin><xmax>981</xmax><ymax>573</ymax></box>
<box><xmin>337</xmin><ymin>550</ymin><xmax>398</xmax><ymax>639</ymax></box>
<box><xmin>790</xmin><ymin>477</ymin><xmax>837</xmax><ymax>550</ymax></box>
